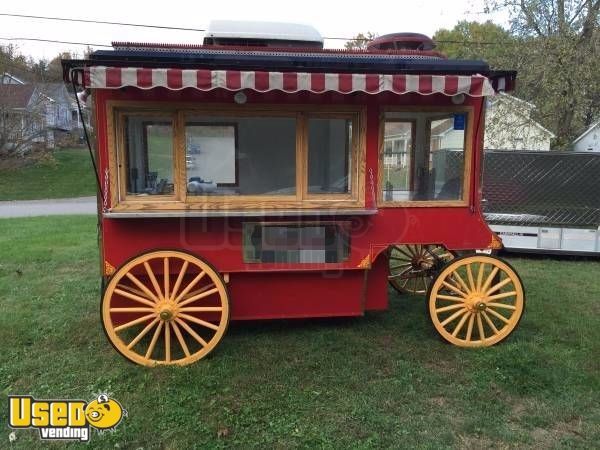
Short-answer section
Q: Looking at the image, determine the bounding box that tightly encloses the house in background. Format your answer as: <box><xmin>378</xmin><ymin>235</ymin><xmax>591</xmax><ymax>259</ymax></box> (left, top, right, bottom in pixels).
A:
<box><xmin>0</xmin><ymin>74</ymin><xmax>84</xmax><ymax>152</ymax></box>
<box><xmin>572</xmin><ymin>120</ymin><xmax>600</xmax><ymax>152</ymax></box>
<box><xmin>483</xmin><ymin>93</ymin><xmax>555</xmax><ymax>151</ymax></box>
<box><xmin>0</xmin><ymin>83</ymin><xmax>52</xmax><ymax>153</ymax></box>
<box><xmin>1</xmin><ymin>72</ymin><xmax>26</xmax><ymax>85</ymax></box>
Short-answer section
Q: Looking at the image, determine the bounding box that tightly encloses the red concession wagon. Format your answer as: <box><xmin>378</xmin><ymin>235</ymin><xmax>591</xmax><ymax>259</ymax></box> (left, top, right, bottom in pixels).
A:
<box><xmin>63</xmin><ymin>22</ymin><xmax>525</xmax><ymax>366</ymax></box>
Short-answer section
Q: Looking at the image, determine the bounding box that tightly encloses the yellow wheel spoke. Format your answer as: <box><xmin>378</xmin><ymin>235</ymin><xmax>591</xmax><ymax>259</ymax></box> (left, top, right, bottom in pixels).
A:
<box><xmin>114</xmin><ymin>313</ymin><xmax>156</xmax><ymax>332</ymax></box>
<box><xmin>110</xmin><ymin>307</ymin><xmax>155</xmax><ymax>313</ymax></box>
<box><xmin>169</xmin><ymin>261</ymin><xmax>189</xmax><ymax>302</ymax></box>
<box><xmin>465</xmin><ymin>313</ymin><xmax>475</xmax><ymax>342</ymax></box>
<box><xmin>476</xmin><ymin>262</ymin><xmax>485</xmax><ymax>291</ymax></box>
<box><xmin>451</xmin><ymin>271</ymin><xmax>471</xmax><ymax>295</ymax></box>
<box><xmin>436</xmin><ymin>294</ymin><xmax>465</xmax><ymax>302</ymax></box>
<box><xmin>451</xmin><ymin>310</ymin><xmax>470</xmax><ymax>337</ymax></box>
<box><xmin>476</xmin><ymin>313</ymin><xmax>485</xmax><ymax>341</ymax></box>
<box><xmin>481</xmin><ymin>310</ymin><xmax>500</xmax><ymax>335</ymax></box>
<box><xmin>144</xmin><ymin>261</ymin><xmax>163</xmax><ymax>301</ymax></box>
<box><xmin>486</xmin><ymin>291</ymin><xmax>517</xmax><ymax>301</ymax></box>
<box><xmin>171</xmin><ymin>320</ymin><xmax>191</xmax><ymax>358</ymax></box>
<box><xmin>145</xmin><ymin>321</ymin><xmax>163</xmax><ymax>359</ymax></box>
<box><xmin>481</xmin><ymin>266</ymin><xmax>500</xmax><ymax>294</ymax></box>
<box><xmin>466</xmin><ymin>264</ymin><xmax>476</xmax><ymax>292</ymax></box>
<box><xmin>127</xmin><ymin>318</ymin><xmax>159</xmax><ymax>350</ymax></box>
<box><xmin>178</xmin><ymin>313</ymin><xmax>219</xmax><ymax>331</ymax></box>
<box><xmin>163</xmin><ymin>258</ymin><xmax>170</xmax><ymax>301</ymax></box>
<box><xmin>487</xmin><ymin>302</ymin><xmax>516</xmax><ymax>311</ymax></box>
<box><xmin>165</xmin><ymin>321</ymin><xmax>171</xmax><ymax>362</ymax></box>
<box><xmin>125</xmin><ymin>272</ymin><xmax>159</xmax><ymax>303</ymax></box>
<box><xmin>436</xmin><ymin>303</ymin><xmax>465</xmax><ymax>313</ymax></box>
<box><xmin>440</xmin><ymin>308</ymin><xmax>468</xmax><ymax>327</ymax></box>
<box><xmin>173</xmin><ymin>271</ymin><xmax>206</xmax><ymax>303</ymax></box>
<box><xmin>175</xmin><ymin>318</ymin><xmax>208</xmax><ymax>347</ymax></box>
<box><xmin>485</xmin><ymin>277</ymin><xmax>513</xmax><ymax>296</ymax></box>
<box><xmin>114</xmin><ymin>288</ymin><xmax>156</xmax><ymax>308</ymax></box>
<box><xmin>486</xmin><ymin>307</ymin><xmax>511</xmax><ymax>324</ymax></box>
<box><xmin>442</xmin><ymin>280</ymin><xmax>468</xmax><ymax>298</ymax></box>
<box><xmin>116</xmin><ymin>284</ymin><xmax>149</xmax><ymax>299</ymax></box>
<box><xmin>178</xmin><ymin>286</ymin><xmax>219</xmax><ymax>308</ymax></box>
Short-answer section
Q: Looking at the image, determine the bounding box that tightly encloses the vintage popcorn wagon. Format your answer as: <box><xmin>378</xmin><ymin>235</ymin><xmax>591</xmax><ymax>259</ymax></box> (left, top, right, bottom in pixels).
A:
<box><xmin>63</xmin><ymin>21</ymin><xmax>524</xmax><ymax>366</ymax></box>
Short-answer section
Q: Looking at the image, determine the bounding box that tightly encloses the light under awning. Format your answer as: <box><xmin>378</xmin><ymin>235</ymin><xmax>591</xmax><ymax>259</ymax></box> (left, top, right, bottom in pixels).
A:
<box><xmin>74</xmin><ymin>66</ymin><xmax>505</xmax><ymax>97</ymax></box>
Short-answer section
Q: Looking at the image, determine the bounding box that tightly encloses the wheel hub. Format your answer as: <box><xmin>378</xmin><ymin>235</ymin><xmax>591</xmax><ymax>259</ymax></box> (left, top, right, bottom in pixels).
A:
<box><xmin>466</xmin><ymin>294</ymin><xmax>487</xmax><ymax>312</ymax></box>
<box><xmin>157</xmin><ymin>302</ymin><xmax>177</xmax><ymax>321</ymax></box>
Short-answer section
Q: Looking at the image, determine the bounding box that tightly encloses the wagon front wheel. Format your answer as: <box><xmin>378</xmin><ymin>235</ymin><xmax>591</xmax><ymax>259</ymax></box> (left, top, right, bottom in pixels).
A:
<box><xmin>102</xmin><ymin>250</ymin><xmax>230</xmax><ymax>366</ymax></box>
<box><xmin>428</xmin><ymin>255</ymin><xmax>524</xmax><ymax>347</ymax></box>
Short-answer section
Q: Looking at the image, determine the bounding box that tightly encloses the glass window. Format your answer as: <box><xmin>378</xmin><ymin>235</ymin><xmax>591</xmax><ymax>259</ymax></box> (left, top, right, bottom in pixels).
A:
<box><xmin>124</xmin><ymin>116</ymin><xmax>174</xmax><ymax>195</ymax></box>
<box><xmin>382</xmin><ymin>112</ymin><xmax>467</xmax><ymax>202</ymax></box>
<box><xmin>382</xmin><ymin>121</ymin><xmax>413</xmax><ymax>201</ymax></box>
<box><xmin>243</xmin><ymin>223</ymin><xmax>350</xmax><ymax>263</ymax></box>
<box><xmin>185</xmin><ymin>116</ymin><xmax>296</xmax><ymax>196</ymax></box>
<box><xmin>307</xmin><ymin>118</ymin><xmax>352</xmax><ymax>194</ymax></box>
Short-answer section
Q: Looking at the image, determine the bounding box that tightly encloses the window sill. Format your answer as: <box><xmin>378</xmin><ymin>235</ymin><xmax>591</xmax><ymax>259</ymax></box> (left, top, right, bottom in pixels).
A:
<box><xmin>103</xmin><ymin>209</ymin><xmax>378</xmax><ymax>218</ymax></box>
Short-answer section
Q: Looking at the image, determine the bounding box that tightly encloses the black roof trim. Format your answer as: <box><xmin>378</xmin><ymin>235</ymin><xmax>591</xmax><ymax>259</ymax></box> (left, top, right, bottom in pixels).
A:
<box><xmin>82</xmin><ymin>49</ymin><xmax>491</xmax><ymax>75</ymax></box>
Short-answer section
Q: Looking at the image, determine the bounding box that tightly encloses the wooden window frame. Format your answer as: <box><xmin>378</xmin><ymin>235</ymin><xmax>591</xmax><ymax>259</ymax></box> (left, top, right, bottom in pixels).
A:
<box><xmin>378</xmin><ymin>106</ymin><xmax>474</xmax><ymax>208</ymax></box>
<box><xmin>107</xmin><ymin>101</ymin><xmax>366</xmax><ymax>211</ymax></box>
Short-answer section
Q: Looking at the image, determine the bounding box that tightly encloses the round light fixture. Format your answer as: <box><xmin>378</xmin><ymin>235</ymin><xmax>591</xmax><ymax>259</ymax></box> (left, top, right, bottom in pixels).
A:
<box><xmin>451</xmin><ymin>93</ymin><xmax>465</xmax><ymax>105</ymax></box>
<box><xmin>234</xmin><ymin>91</ymin><xmax>247</xmax><ymax>104</ymax></box>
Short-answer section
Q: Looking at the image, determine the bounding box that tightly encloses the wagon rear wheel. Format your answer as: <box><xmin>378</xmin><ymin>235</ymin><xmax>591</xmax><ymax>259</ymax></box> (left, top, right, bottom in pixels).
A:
<box><xmin>428</xmin><ymin>255</ymin><xmax>524</xmax><ymax>347</ymax></box>
<box><xmin>102</xmin><ymin>250</ymin><xmax>230</xmax><ymax>366</ymax></box>
<box><xmin>388</xmin><ymin>244</ymin><xmax>455</xmax><ymax>295</ymax></box>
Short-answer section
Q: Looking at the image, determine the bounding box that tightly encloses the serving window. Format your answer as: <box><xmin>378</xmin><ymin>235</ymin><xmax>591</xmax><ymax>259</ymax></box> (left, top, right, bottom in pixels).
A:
<box><xmin>380</xmin><ymin>108</ymin><xmax>472</xmax><ymax>206</ymax></box>
<box><xmin>111</xmin><ymin>105</ymin><xmax>364</xmax><ymax>210</ymax></box>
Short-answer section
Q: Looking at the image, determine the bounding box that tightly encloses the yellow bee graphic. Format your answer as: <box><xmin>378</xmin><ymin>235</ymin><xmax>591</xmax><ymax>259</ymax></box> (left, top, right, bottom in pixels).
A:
<box><xmin>84</xmin><ymin>394</ymin><xmax>125</xmax><ymax>430</ymax></box>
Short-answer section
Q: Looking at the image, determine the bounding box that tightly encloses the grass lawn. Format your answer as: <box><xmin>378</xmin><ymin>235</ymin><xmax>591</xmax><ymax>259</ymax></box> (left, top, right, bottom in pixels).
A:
<box><xmin>0</xmin><ymin>216</ymin><xmax>598</xmax><ymax>448</ymax></box>
<box><xmin>0</xmin><ymin>149</ymin><xmax>96</xmax><ymax>201</ymax></box>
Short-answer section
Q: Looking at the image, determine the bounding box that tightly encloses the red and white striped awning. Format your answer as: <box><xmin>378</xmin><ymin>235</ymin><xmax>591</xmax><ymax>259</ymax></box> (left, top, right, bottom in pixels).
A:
<box><xmin>76</xmin><ymin>66</ymin><xmax>500</xmax><ymax>96</ymax></box>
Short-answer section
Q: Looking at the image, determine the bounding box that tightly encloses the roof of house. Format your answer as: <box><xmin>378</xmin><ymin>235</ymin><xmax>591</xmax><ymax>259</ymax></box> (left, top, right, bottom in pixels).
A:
<box><xmin>0</xmin><ymin>84</ymin><xmax>37</xmax><ymax>108</ymax></box>
<box><xmin>573</xmin><ymin>120</ymin><xmax>600</xmax><ymax>144</ymax></box>
<box><xmin>40</xmin><ymin>82</ymin><xmax>73</xmax><ymax>103</ymax></box>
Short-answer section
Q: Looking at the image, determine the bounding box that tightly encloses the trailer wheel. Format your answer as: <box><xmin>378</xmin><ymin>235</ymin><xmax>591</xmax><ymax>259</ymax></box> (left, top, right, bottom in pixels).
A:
<box><xmin>427</xmin><ymin>255</ymin><xmax>524</xmax><ymax>347</ymax></box>
<box><xmin>388</xmin><ymin>244</ymin><xmax>455</xmax><ymax>295</ymax></box>
<box><xmin>102</xmin><ymin>250</ymin><xmax>230</xmax><ymax>366</ymax></box>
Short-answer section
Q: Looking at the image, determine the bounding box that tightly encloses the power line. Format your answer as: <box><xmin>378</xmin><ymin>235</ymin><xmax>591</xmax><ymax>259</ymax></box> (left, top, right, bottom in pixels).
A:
<box><xmin>0</xmin><ymin>36</ymin><xmax>111</xmax><ymax>47</ymax></box>
<box><xmin>0</xmin><ymin>13</ymin><xmax>206</xmax><ymax>32</ymax></box>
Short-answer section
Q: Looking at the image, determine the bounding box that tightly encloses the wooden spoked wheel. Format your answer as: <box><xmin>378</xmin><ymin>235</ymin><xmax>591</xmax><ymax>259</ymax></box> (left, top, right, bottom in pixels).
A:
<box><xmin>388</xmin><ymin>244</ymin><xmax>455</xmax><ymax>295</ymax></box>
<box><xmin>102</xmin><ymin>250</ymin><xmax>230</xmax><ymax>366</ymax></box>
<box><xmin>428</xmin><ymin>255</ymin><xmax>524</xmax><ymax>347</ymax></box>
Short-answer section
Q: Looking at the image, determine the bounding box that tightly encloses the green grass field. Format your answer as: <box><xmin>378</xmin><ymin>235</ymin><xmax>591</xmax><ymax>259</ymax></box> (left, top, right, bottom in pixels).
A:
<box><xmin>0</xmin><ymin>149</ymin><xmax>96</xmax><ymax>201</ymax></box>
<box><xmin>0</xmin><ymin>216</ymin><xmax>598</xmax><ymax>448</ymax></box>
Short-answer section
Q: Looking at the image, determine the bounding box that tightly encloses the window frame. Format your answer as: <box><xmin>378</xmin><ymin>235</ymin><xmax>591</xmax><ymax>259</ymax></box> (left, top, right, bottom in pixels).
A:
<box><xmin>115</xmin><ymin>110</ymin><xmax>178</xmax><ymax>203</ymax></box>
<box><xmin>107</xmin><ymin>102</ymin><xmax>366</xmax><ymax>211</ymax></box>
<box><xmin>378</xmin><ymin>106</ymin><xmax>474</xmax><ymax>207</ymax></box>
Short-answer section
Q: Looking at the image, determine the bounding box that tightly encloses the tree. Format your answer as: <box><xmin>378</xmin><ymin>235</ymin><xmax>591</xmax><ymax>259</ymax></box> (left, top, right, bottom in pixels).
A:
<box><xmin>344</xmin><ymin>32</ymin><xmax>378</xmax><ymax>50</ymax></box>
<box><xmin>484</xmin><ymin>0</ymin><xmax>600</xmax><ymax>147</ymax></box>
<box><xmin>434</xmin><ymin>21</ymin><xmax>515</xmax><ymax>67</ymax></box>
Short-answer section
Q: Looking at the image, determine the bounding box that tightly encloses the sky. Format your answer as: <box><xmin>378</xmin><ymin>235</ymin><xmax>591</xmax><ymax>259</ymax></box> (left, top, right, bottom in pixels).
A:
<box><xmin>0</xmin><ymin>0</ymin><xmax>510</xmax><ymax>61</ymax></box>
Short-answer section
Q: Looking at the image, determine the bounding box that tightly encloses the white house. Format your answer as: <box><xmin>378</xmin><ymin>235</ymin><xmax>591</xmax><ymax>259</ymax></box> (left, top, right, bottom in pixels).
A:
<box><xmin>484</xmin><ymin>93</ymin><xmax>555</xmax><ymax>151</ymax></box>
<box><xmin>572</xmin><ymin>120</ymin><xmax>600</xmax><ymax>152</ymax></box>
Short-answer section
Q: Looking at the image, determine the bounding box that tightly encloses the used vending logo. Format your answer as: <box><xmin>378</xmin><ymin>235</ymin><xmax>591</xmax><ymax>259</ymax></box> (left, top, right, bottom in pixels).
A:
<box><xmin>8</xmin><ymin>394</ymin><xmax>126</xmax><ymax>442</ymax></box>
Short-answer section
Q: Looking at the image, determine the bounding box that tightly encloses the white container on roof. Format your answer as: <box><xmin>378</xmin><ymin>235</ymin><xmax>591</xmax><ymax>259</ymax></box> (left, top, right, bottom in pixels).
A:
<box><xmin>204</xmin><ymin>20</ymin><xmax>324</xmax><ymax>48</ymax></box>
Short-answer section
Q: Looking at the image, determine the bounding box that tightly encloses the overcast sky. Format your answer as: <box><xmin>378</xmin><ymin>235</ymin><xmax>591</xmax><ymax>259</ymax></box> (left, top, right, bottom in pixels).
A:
<box><xmin>0</xmin><ymin>0</ymin><xmax>509</xmax><ymax>61</ymax></box>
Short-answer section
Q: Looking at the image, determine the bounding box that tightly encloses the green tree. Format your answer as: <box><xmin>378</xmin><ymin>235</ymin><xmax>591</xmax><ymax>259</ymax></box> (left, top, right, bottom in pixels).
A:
<box><xmin>485</xmin><ymin>0</ymin><xmax>600</xmax><ymax>147</ymax></box>
<box><xmin>344</xmin><ymin>32</ymin><xmax>377</xmax><ymax>50</ymax></box>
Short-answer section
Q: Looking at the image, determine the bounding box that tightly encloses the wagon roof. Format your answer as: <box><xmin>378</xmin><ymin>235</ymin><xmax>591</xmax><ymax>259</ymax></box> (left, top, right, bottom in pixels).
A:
<box><xmin>62</xmin><ymin>43</ymin><xmax>515</xmax><ymax>96</ymax></box>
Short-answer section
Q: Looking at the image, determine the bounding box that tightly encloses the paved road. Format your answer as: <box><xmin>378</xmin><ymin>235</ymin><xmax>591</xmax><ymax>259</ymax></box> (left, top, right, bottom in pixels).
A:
<box><xmin>0</xmin><ymin>197</ymin><xmax>97</xmax><ymax>218</ymax></box>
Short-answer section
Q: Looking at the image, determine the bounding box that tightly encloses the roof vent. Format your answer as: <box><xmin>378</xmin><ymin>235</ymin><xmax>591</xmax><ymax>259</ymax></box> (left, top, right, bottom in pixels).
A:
<box><xmin>203</xmin><ymin>20</ymin><xmax>324</xmax><ymax>49</ymax></box>
<box><xmin>367</xmin><ymin>33</ymin><xmax>435</xmax><ymax>51</ymax></box>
